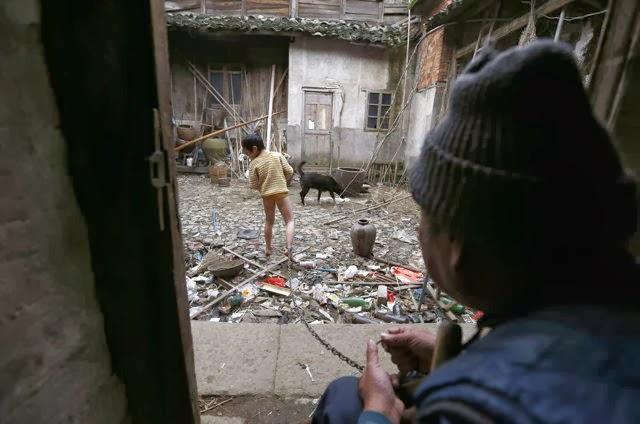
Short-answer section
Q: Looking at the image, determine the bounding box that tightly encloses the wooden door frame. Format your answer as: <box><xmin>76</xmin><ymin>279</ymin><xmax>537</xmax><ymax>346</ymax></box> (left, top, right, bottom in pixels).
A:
<box><xmin>41</xmin><ymin>1</ymin><xmax>199</xmax><ymax>422</ymax></box>
<box><xmin>301</xmin><ymin>87</ymin><xmax>335</xmax><ymax>169</ymax></box>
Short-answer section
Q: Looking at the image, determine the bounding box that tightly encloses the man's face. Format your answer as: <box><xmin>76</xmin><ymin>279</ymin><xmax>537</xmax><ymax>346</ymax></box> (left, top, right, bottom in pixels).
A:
<box><xmin>417</xmin><ymin>212</ymin><xmax>461</xmax><ymax>298</ymax></box>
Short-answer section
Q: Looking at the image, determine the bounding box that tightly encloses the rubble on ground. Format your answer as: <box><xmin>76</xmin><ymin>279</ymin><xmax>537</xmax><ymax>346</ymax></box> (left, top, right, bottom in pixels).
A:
<box><xmin>179</xmin><ymin>174</ymin><xmax>478</xmax><ymax>325</ymax></box>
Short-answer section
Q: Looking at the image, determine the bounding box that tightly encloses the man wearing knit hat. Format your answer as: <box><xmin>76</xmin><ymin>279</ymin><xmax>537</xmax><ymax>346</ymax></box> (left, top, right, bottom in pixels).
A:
<box><xmin>313</xmin><ymin>40</ymin><xmax>640</xmax><ymax>423</ymax></box>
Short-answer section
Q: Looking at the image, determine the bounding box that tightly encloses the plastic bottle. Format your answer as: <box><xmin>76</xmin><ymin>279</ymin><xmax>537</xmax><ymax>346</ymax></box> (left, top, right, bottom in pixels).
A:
<box><xmin>299</xmin><ymin>260</ymin><xmax>316</xmax><ymax>269</ymax></box>
<box><xmin>342</xmin><ymin>297</ymin><xmax>371</xmax><ymax>310</ymax></box>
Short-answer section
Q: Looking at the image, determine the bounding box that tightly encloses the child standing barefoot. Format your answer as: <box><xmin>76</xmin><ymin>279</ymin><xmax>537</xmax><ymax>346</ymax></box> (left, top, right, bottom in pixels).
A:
<box><xmin>242</xmin><ymin>134</ymin><xmax>295</xmax><ymax>260</ymax></box>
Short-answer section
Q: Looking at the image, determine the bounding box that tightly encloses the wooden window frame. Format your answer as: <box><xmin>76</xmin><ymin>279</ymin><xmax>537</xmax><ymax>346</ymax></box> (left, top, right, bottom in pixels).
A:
<box><xmin>207</xmin><ymin>64</ymin><xmax>245</xmax><ymax>106</ymax></box>
<box><xmin>364</xmin><ymin>90</ymin><xmax>392</xmax><ymax>131</ymax></box>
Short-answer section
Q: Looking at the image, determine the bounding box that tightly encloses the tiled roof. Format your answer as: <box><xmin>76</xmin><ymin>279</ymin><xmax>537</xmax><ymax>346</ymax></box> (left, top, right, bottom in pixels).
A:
<box><xmin>166</xmin><ymin>13</ymin><xmax>408</xmax><ymax>46</ymax></box>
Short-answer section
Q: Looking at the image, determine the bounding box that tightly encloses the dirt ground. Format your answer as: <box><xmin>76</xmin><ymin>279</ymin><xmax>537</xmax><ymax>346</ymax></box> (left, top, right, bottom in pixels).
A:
<box><xmin>200</xmin><ymin>395</ymin><xmax>316</xmax><ymax>424</ymax></box>
<box><xmin>177</xmin><ymin>174</ymin><xmax>422</xmax><ymax>265</ymax></box>
<box><xmin>177</xmin><ymin>174</ymin><xmax>472</xmax><ymax>325</ymax></box>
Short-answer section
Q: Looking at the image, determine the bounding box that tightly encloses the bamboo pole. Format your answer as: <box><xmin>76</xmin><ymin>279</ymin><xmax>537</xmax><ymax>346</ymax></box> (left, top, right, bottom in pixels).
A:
<box><xmin>554</xmin><ymin>7</ymin><xmax>566</xmax><ymax>41</ymax></box>
<box><xmin>266</xmin><ymin>64</ymin><xmax>276</xmax><ymax>150</ymax></box>
<box><xmin>322</xmin><ymin>194</ymin><xmax>412</xmax><ymax>225</ymax></box>
<box><xmin>175</xmin><ymin>111</ymin><xmax>285</xmax><ymax>152</ymax></box>
<box><xmin>371</xmin><ymin>256</ymin><xmax>424</xmax><ymax>273</ymax></box>
<box><xmin>222</xmin><ymin>246</ymin><xmax>286</xmax><ymax>278</ymax></box>
<box><xmin>191</xmin><ymin>246</ymin><xmax>310</xmax><ymax>319</ymax></box>
<box><xmin>273</xmin><ymin>68</ymin><xmax>289</xmax><ymax>100</ymax></box>
<box><xmin>193</xmin><ymin>75</ymin><xmax>197</xmax><ymax>121</ymax></box>
<box><xmin>190</xmin><ymin>258</ymin><xmax>288</xmax><ymax>319</ymax></box>
<box><xmin>188</xmin><ymin>62</ymin><xmax>249</xmax><ymax>132</ymax></box>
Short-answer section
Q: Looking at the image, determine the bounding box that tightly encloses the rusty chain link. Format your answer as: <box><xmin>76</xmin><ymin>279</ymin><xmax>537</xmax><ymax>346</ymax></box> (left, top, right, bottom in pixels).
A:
<box><xmin>295</xmin><ymin>305</ymin><xmax>365</xmax><ymax>372</ymax></box>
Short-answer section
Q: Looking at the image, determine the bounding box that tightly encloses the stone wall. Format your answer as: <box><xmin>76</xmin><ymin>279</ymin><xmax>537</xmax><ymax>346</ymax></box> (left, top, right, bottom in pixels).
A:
<box><xmin>0</xmin><ymin>2</ymin><xmax>128</xmax><ymax>423</ymax></box>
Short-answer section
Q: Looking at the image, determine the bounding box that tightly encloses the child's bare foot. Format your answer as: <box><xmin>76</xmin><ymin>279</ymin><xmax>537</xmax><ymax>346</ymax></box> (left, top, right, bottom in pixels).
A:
<box><xmin>265</xmin><ymin>248</ymin><xmax>272</xmax><ymax>257</ymax></box>
<box><xmin>284</xmin><ymin>247</ymin><xmax>293</xmax><ymax>261</ymax></box>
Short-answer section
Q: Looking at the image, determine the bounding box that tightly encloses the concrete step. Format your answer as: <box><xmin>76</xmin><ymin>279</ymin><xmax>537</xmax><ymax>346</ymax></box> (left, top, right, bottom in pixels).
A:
<box><xmin>191</xmin><ymin>322</ymin><xmax>476</xmax><ymax>398</ymax></box>
<box><xmin>201</xmin><ymin>417</ymin><xmax>245</xmax><ymax>424</ymax></box>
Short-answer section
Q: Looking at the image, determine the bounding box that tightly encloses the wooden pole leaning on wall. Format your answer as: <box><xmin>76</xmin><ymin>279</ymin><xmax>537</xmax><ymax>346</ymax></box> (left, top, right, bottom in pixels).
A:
<box><xmin>187</xmin><ymin>61</ymin><xmax>250</xmax><ymax>134</ymax></box>
<box><xmin>266</xmin><ymin>64</ymin><xmax>276</xmax><ymax>150</ymax></box>
<box><xmin>175</xmin><ymin>111</ymin><xmax>285</xmax><ymax>152</ymax></box>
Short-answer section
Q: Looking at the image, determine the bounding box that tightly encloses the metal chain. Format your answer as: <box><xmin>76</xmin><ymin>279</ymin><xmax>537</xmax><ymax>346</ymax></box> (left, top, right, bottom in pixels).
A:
<box><xmin>296</xmin><ymin>305</ymin><xmax>364</xmax><ymax>372</ymax></box>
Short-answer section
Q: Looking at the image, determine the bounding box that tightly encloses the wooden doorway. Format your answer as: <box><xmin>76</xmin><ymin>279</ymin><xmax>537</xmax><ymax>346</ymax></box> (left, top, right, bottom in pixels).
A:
<box><xmin>302</xmin><ymin>90</ymin><xmax>334</xmax><ymax>167</ymax></box>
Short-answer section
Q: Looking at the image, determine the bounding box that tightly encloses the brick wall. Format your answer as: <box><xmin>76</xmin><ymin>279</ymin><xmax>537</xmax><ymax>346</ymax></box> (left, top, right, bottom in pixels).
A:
<box><xmin>417</xmin><ymin>26</ymin><xmax>452</xmax><ymax>90</ymax></box>
<box><xmin>423</xmin><ymin>0</ymin><xmax>454</xmax><ymax>19</ymax></box>
<box><xmin>0</xmin><ymin>1</ymin><xmax>128</xmax><ymax>423</ymax></box>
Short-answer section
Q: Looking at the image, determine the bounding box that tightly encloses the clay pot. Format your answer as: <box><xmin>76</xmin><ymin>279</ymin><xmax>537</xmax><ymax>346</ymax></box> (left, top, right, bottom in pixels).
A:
<box><xmin>202</xmin><ymin>137</ymin><xmax>228</xmax><ymax>162</ymax></box>
<box><xmin>350</xmin><ymin>218</ymin><xmax>376</xmax><ymax>257</ymax></box>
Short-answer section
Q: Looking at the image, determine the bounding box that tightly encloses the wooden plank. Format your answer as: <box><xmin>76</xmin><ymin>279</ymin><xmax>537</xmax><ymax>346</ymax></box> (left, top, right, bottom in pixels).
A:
<box><xmin>590</xmin><ymin>0</ymin><xmax>638</xmax><ymax>123</ymax></box>
<box><xmin>344</xmin><ymin>12</ymin><xmax>380</xmax><ymax>21</ymax></box>
<box><xmin>307</xmin><ymin>91</ymin><xmax>332</xmax><ymax>104</ymax></box>
<box><xmin>456</xmin><ymin>0</ymin><xmax>576</xmax><ymax>59</ymax></box>
<box><xmin>246</xmin><ymin>0</ymin><xmax>290</xmax><ymax>16</ymax></box>
<box><xmin>166</xmin><ymin>0</ymin><xmax>200</xmax><ymax>10</ymax></box>
<box><xmin>246</xmin><ymin>0</ymin><xmax>289</xmax><ymax>8</ymax></box>
<box><xmin>384</xmin><ymin>5</ymin><xmax>407</xmax><ymax>13</ymax></box>
<box><xmin>345</xmin><ymin>0</ymin><xmax>379</xmax><ymax>15</ymax></box>
<box><xmin>298</xmin><ymin>4</ymin><xmax>342</xmax><ymax>17</ymax></box>
<box><xmin>298</xmin><ymin>0</ymin><xmax>341</xmax><ymax>6</ymax></box>
<box><xmin>149</xmin><ymin>0</ymin><xmax>200</xmax><ymax>421</ymax></box>
<box><xmin>206</xmin><ymin>0</ymin><xmax>243</xmax><ymax>13</ymax></box>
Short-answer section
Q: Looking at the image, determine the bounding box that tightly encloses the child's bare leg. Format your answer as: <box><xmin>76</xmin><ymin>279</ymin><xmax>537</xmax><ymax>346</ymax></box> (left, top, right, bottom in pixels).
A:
<box><xmin>262</xmin><ymin>197</ymin><xmax>276</xmax><ymax>256</ymax></box>
<box><xmin>276</xmin><ymin>196</ymin><xmax>295</xmax><ymax>260</ymax></box>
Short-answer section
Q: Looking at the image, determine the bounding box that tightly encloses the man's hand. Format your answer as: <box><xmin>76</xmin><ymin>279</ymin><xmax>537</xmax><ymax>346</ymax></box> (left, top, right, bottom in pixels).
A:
<box><xmin>380</xmin><ymin>327</ymin><xmax>436</xmax><ymax>374</ymax></box>
<box><xmin>359</xmin><ymin>340</ymin><xmax>404</xmax><ymax>424</ymax></box>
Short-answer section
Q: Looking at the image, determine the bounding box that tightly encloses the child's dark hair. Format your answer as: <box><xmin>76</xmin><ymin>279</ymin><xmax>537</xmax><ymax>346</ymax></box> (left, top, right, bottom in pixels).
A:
<box><xmin>242</xmin><ymin>133</ymin><xmax>265</xmax><ymax>152</ymax></box>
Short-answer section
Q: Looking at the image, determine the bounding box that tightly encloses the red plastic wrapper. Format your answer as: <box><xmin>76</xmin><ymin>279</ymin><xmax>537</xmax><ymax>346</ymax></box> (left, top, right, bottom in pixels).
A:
<box><xmin>390</xmin><ymin>266</ymin><xmax>424</xmax><ymax>284</ymax></box>
<box><xmin>387</xmin><ymin>291</ymin><xmax>396</xmax><ymax>304</ymax></box>
<box><xmin>264</xmin><ymin>276</ymin><xmax>286</xmax><ymax>288</ymax></box>
<box><xmin>471</xmin><ymin>310</ymin><xmax>485</xmax><ymax>321</ymax></box>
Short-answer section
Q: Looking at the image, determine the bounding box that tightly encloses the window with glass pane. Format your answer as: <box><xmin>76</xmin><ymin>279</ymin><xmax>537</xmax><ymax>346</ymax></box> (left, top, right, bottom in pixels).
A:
<box><xmin>366</xmin><ymin>91</ymin><xmax>392</xmax><ymax>130</ymax></box>
<box><xmin>209</xmin><ymin>70</ymin><xmax>224</xmax><ymax>105</ymax></box>
<box><xmin>208</xmin><ymin>66</ymin><xmax>244</xmax><ymax>106</ymax></box>
<box><xmin>229</xmin><ymin>72</ymin><xmax>242</xmax><ymax>105</ymax></box>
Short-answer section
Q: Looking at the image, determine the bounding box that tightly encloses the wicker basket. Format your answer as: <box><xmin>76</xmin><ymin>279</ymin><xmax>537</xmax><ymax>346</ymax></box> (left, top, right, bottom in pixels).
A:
<box><xmin>176</xmin><ymin>124</ymin><xmax>198</xmax><ymax>141</ymax></box>
<box><xmin>208</xmin><ymin>163</ymin><xmax>228</xmax><ymax>184</ymax></box>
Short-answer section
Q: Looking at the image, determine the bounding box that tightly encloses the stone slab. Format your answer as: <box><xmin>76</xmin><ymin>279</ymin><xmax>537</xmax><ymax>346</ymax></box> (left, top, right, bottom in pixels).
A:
<box><xmin>274</xmin><ymin>323</ymin><xmax>475</xmax><ymax>397</ymax></box>
<box><xmin>275</xmin><ymin>324</ymin><xmax>394</xmax><ymax>397</ymax></box>
<box><xmin>191</xmin><ymin>322</ymin><xmax>280</xmax><ymax>396</ymax></box>
<box><xmin>275</xmin><ymin>324</ymin><xmax>474</xmax><ymax>397</ymax></box>
<box><xmin>201</xmin><ymin>417</ymin><xmax>245</xmax><ymax>424</ymax></box>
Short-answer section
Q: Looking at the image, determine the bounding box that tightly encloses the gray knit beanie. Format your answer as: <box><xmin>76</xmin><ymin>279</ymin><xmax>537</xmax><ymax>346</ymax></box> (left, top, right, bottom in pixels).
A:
<box><xmin>410</xmin><ymin>40</ymin><xmax>637</xmax><ymax>253</ymax></box>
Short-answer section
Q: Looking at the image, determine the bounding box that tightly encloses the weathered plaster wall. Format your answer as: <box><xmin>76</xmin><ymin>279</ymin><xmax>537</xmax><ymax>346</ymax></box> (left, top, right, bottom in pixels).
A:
<box><xmin>0</xmin><ymin>2</ymin><xmax>128</xmax><ymax>423</ymax></box>
<box><xmin>406</xmin><ymin>86</ymin><xmax>437</xmax><ymax>164</ymax></box>
<box><xmin>405</xmin><ymin>23</ymin><xmax>454</xmax><ymax>166</ymax></box>
<box><xmin>287</xmin><ymin>36</ymin><xmax>397</xmax><ymax>166</ymax></box>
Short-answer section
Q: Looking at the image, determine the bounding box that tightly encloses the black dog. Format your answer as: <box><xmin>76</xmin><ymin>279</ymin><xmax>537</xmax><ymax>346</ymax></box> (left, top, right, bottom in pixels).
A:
<box><xmin>297</xmin><ymin>162</ymin><xmax>344</xmax><ymax>205</ymax></box>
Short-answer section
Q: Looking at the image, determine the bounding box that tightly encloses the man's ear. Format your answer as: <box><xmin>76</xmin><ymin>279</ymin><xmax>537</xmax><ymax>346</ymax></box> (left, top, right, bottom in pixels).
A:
<box><xmin>449</xmin><ymin>234</ymin><xmax>463</xmax><ymax>270</ymax></box>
